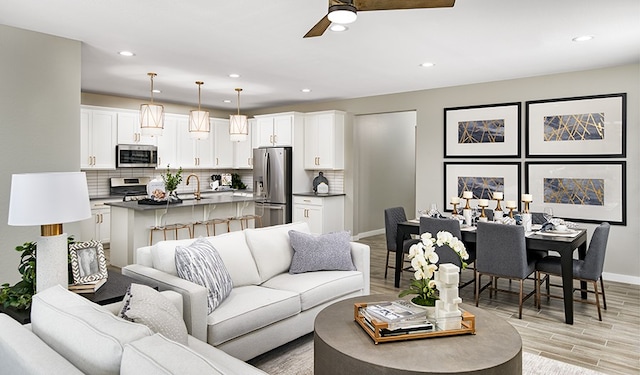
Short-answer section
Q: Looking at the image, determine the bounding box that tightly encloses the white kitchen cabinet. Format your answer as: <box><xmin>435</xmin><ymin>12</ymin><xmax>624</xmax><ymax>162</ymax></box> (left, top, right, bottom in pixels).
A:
<box><xmin>80</xmin><ymin>107</ymin><xmax>117</xmax><ymax>169</ymax></box>
<box><xmin>78</xmin><ymin>200</ymin><xmax>113</xmax><ymax>244</ymax></box>
<box><xmin>233</xmin><ymin>118</ymin><xmax>255</xmax><ymax>169</ymax></box>
<box><xmin>211</xmin><ymin>118</ymin><xmax>234</xmax><ymax>168</ymax></box>
<box><xmin>304</xmin><ymin>110</ymin><xmax>345</xmax><ymax>170</ymax></box>
<box><xmin>116</xmin><ymin>110</ymin><xmax>156</xmax><ymax>145</ymax></box>
<box><xmin>156</xmin><ymin>114</ymin><xmax>179</xmax><ymax>168</ymax></box>
<box><xmin>175</xmin><ymin>115</ymin><xmax>214</xmax><ymax>169</ymax></box>
<box><xmin>255</xmin><ymin>112</ymin><xmax>302</xmax><ymax>147</ymax></box>
<box><xmin>292</xmin><ymin>195</ymin><xmax>344</xmax><ymax>234</ymax></box>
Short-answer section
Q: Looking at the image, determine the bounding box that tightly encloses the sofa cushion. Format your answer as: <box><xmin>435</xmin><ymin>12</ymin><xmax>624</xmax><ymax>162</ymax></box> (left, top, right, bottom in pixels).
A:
<box><xmin>118</xmin><ymin>283</ymin><xmax>188</xmax><ymax>345</ymax></box>
<box><xmin>151</xmin><ymin>238</ymin><xmax>195</xmax><ymax>275</ymax></box>
<box><xmin>288</xmin><ymin>230</ymin><xmax>356</xmax><ymax>274</ymax></box>
<box><xmin>31</xmin><ymin>285</ymin><xmax>153</xmax><ymax>375</ymax></box>
<box><xmin>176</xmin><ymin>238</ymin><xmax>234</xmax><ymax>314</ymax></box>
<box><xmin>207</xmin><ymin>285</ymin><xmax>300</xmax><ymax>346</ymax></box>
<box><xmin>262</xmin><ymin>271</ymin><xmax>364</xmax><ymax>310</ymax></box>
<box><xmin>244</xmin><ymin>222</ymin><xmax>311</xmax><ymax>282</ymax></box>
<box><xmin>207</xmin><ymin>230</ymin><xmax>261</xmax><ymax>287</ymax></box>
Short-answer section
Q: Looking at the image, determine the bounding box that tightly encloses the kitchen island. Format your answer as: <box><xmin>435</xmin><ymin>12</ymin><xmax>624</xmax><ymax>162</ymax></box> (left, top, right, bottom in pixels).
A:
<box><xmin>107</xmin><ymin>192</ymin><xmax>255</xmax><ymax>268</ymax></box>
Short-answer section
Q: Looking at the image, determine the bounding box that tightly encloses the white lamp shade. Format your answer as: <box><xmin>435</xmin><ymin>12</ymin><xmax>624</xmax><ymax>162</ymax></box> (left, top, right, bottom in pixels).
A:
<box><xmin>328</xmin><ymin>5</ymin><xmax>357</xmax><ymax>24</ymax></box>
<box><xmin>230</xmin><ymin>114</ymin><xmax>248</xmax><ymax>142</ymax></box>
<box><xmin>8</xmin><ymin>172</ymin><xmax>91</xmax><ymax>226</ymax></box>
<box><xmin>140</xmin><ymin>103</ymin><xmax>164</xmax><ymax>136</ymax></box>
<box><xmin>189</xmin><ymin>110</ymin><xmax>210</xmax><ymax>139</ymax></box>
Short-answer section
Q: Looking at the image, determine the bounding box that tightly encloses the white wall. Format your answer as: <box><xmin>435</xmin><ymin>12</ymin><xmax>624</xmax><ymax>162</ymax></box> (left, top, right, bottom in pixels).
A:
<box><xmin>0</xmin><ymin>25</ymin><xmax>82</xmax><ymax>283</ymax></box>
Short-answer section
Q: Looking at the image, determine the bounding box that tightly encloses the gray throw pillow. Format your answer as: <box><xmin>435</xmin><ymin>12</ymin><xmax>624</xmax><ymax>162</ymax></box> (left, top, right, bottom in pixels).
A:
<box><xmin>175</xmin><ymin>238</ymin><xmax>233</xmax><ymax>314</ymax></box>
<box><xmin>288</xmin><ymin>230</ymin><xmax>356</xmax><ymax>274</ymax></box>
<box><xmin>119</xmin><ymin>283</ymin><xmax>188</xmax><ymax>345</ymax></box>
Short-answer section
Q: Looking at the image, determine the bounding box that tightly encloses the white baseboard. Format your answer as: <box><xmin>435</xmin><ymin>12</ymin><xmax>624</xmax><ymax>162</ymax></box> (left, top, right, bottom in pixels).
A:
<box><xmin>353</xmin><ymin>228</ymin><xmax>385</xmax><ymax>241</ymax></box>
<box><xmin>602</xmin><ymin>272</ymin><xmax>640</xmax><ymax>286</ymax></box>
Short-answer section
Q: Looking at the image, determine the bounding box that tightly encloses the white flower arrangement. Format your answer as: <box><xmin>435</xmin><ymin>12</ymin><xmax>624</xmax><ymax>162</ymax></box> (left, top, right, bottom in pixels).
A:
<box><xmin>399</xmin><ymin>231</ymin><xmax>469</xmax><ymax>306</ymax></box>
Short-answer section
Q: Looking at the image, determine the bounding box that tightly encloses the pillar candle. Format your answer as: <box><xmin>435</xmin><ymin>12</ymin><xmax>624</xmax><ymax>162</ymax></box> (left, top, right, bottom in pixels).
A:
<box><xmin>451</xmin><ymin>196</ymin><xmax>460</xmax><ymax>204</ymax></box>
<box><xmin>505</xmin><ymin>200</ymin><xmax>517</xmax><ymax>208</ymax></box>
<box><xmin>462</xmin><ymin>191</ymin><xmax>473</xmax><ymax>199</ymax></box>
<box><xmin>478</xmin><ymin>199</ymin><xmax>489</xmax><ymax>207</ymax></box>
<box><xmin>522</xmin><ymin>194</ymin><xmax>533</xmax><ymax>202</ymax></box>
<box><xmin>493</xmin><ymin>192</ymin><xmax>503</xmax><ymax>200</ymax></box>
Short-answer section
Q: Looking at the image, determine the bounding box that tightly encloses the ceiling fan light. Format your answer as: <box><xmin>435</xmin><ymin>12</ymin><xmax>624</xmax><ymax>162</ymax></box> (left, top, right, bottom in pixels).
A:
<box><xmin>328</xmin><ymin>4</ymin><xmax>357</xmax><ymax>24</ymax></box>
<box><xmin>330</xmin><ymin>24</ymin><xmax>348</xmax><ymax>32</ymax></box>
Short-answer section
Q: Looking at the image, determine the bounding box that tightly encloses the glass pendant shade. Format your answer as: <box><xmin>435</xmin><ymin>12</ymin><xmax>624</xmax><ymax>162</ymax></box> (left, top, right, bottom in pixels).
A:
<box><xmin>140</xmin><ymin>72</ymin><xmax>164</xmax><ymax>136</ymax></box>
<box><xmin>189</xmin><ymin>81</ymin><xmax>210</xmax><ymax>139</ymax></box>
<box><xmin>229</xmin><ymin>114</ymin><xmax>248</xmax><ymax>142</ymax></box>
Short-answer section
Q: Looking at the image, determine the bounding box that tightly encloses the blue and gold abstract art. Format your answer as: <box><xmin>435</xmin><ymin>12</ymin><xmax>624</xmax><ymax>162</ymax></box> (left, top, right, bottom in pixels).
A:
<box><xmin>543</xmin><ymin>113</ymin><xmax>604</xmax><ymax>142</ymax></box>
<box><xmin>544</xmin><ymin>178</ymin><xmax>604</xmax><ymax>206</ymax></box>
<box><xmin>458</xmin><ymin>119</ymin><xmax>505</xmax><ymax>144</ymax></box>
<box><xmin>457</xmin><ymin>176</ymin><xmax>504</xmax><ymax>200</ymax></box>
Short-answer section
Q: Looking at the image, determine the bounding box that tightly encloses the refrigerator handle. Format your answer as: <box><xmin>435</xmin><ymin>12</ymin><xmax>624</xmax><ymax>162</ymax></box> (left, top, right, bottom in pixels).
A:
<box><xmin>264</xmin><ymin>151</ymin><xmax>270</xmax><ymax>198</ymax></box>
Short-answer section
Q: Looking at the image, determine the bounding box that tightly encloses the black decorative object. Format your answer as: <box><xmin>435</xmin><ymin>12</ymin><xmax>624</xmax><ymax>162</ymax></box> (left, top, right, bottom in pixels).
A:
<box><xmin>313</xmin><ymin>172</ymin><xmax>329</xmax><ymax>193</ymax></box>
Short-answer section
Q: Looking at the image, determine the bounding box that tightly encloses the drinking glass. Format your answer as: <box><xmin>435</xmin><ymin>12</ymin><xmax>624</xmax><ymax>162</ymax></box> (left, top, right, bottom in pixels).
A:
<box><xmin>543</xmin><ymin>207</ymin><xmax>554</xmax><ymax>222</ymax></box>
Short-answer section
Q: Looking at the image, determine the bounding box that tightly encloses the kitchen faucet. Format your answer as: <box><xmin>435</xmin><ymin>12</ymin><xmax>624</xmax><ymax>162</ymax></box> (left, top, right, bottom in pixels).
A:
<box><xmin>186</xmin><ymin>174</ymin><xmax>201</xmax><ymax>200</ymax></box>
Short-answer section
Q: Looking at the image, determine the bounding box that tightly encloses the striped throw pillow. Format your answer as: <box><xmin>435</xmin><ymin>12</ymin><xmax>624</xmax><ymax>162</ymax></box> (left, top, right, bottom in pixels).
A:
<box><xmin>175</xmin><ymin>238</ymin><xmax>233</xmax><ymax>314</ymax></box>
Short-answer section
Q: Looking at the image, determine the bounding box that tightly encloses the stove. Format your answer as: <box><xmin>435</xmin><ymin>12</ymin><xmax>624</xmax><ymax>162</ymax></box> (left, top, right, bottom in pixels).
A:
<box><xmin>110</xmin><ymin>177</ymin><xmax>151</xmax><ymax>201</ymax></box>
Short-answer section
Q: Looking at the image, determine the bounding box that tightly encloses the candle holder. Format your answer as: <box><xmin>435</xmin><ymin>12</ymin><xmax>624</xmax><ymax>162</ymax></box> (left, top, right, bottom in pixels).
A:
<box><xmin>522</xmin><ymin>201</ymin><xmax>531</xmax><ymax>214</ymax></box>
<box><xmin>493</xmin><ymin>198</ymin><xmax>503</xmax><ymax>219</ymax></box>
<box><xmin>477</xmin><ymin>200</ymin><xmax>489</xmax><ymax>222</ymax></box>
<box><xmin>464</xmin><ymin>197</ymin><xmax>471</xmax><ymax>210</ymax></box>
<box><xmin>508</xmin><ymin>206</ymin><xmax>515</xmax><ymax>218</ymax></box>
<box><xmin>451</xmin><ymin>202</ymin><xmax>459</xmax><ymax>215</ymax></box>
<box><xmin>494</xmin><ymin>198</ymin><xmax>502</xmax><ymax>212</ymax></box>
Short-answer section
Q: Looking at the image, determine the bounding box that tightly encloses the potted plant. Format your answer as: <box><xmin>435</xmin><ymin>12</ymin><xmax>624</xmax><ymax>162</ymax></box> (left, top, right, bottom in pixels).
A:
<box><xmin>162</xmin><ymin>165</ymin><xmax>183</xmax><ymax>202</ymax></box>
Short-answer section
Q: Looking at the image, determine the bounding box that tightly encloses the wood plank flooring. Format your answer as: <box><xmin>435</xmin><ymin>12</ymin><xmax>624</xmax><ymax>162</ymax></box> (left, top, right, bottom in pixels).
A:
<box><xmin>359</xmin><ymin>234</ymin><xmax>640</xmax><ymax>375</ymax></box>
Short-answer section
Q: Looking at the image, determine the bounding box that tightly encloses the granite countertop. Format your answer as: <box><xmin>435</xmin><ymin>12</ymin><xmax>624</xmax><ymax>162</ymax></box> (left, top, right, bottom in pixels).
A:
<box><xmin>106</xmin><ymin>193</ymin><xmax>255</xmax><ymax>211</ymax></box>
<box><xmin>293</xmin><ymin>192</ymin><xmax>346</xmax><ymax>197</ymax></box>
<box><xmin>91</xmin><ymin>189</ymin><xmax>252</xmax><ymax>201</ymax></box>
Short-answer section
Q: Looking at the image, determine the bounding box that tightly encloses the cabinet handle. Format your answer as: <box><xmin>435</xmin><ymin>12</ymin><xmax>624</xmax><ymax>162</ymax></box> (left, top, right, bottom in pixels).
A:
<box><xmin>158</xmin><ymin>156</ymin><xmax>161</xmax><ymax>165</ymax></box>
<box><xmin>269</xmin><ymin>135</ymin><xmax>273</xmax><ymax>144</ymax></box>
<box><xmin>274</xmin><ymin>134</ymin><xmax>278</xmax><ymax>144</ymax></box>
<box><xmin>248</xmin><ymin>157</ymin><xmax>252</xmax><ymax>166</ymax></box>
<box><xmin>303</xmin><ymin>199</ymin><xmax>311</xmax><ymax>203</ymax></box>
<box><xmin>216</xmin><ymin>157</ymin><xmax>219</xmax><ymax>166</ymax></box>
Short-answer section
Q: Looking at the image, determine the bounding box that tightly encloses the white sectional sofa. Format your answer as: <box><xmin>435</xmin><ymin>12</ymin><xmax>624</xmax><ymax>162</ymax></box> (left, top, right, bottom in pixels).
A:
<box><xmin>0</xmin><ymin>285</ymin><xmax>267</xmax><ymax>375</ymax></box>
<box><xmin>122</xmin><ymin>222</ymin><xmax>371</xmax><ymax>361</ymax></box>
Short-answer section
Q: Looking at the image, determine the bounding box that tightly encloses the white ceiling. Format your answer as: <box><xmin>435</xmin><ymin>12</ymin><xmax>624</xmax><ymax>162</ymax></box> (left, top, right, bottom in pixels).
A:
<box><xmin>1</xmin><ymin>0</ymin><xmax>639</xmax><ymax>111</ymax></box>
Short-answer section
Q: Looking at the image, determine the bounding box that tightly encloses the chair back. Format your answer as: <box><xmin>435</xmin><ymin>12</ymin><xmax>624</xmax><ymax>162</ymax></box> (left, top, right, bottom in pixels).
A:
<box><xmin>578</xmin><ymin>222</ymin><xmax>610</xmax><ymax>280</ymax></box>
<box><xmin>419</xmin><ymin>216</ymin><xmax>462</xmax><ymax>238</ymax></box>
<box><xmin>476</xmin><ymin>222</ymin><xmax>532</xmax><ymax>279</ymax></box>
<box><xmin>384</xmin><ymin>207</ymin><xmax>407</xmax><ymax>251</ymax></box>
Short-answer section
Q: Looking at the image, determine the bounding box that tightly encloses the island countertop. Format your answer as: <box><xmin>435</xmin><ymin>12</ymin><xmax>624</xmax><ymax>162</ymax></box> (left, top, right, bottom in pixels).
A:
<box><xmin>106</xmin><ymin>193</ymin><xmax>255</xmax><ymax>211</ymax></box>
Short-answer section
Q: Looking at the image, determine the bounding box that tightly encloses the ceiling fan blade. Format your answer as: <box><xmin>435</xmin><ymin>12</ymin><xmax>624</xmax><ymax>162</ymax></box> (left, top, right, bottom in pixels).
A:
<box><xmin>304</xmin><ymin>15</ymin><xmax>332</xmax><ymax>38</ymax></box>
<box><xmin>355</xmin><ymin>0</ymin><xmax>455</xmax><ymax>12</ymax></box>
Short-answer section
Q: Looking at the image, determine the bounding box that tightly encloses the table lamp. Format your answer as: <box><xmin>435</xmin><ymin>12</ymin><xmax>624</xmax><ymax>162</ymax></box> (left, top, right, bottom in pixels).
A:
<box><xmin>8</xmin><ymin>172</ymin><xmax>91</xmax><ymax>293</ymax></box>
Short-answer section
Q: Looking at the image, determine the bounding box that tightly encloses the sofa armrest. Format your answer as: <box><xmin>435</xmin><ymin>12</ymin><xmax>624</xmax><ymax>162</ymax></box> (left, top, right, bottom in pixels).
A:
<box><xmin>122</xmin><ymin>264</ymin><xmax>208</xmax><ymax>342</ymax></box>
<box><xmin>350</xmin><ymin>242</ymin><xmax>370</xmax><ymax>295</ymax></box>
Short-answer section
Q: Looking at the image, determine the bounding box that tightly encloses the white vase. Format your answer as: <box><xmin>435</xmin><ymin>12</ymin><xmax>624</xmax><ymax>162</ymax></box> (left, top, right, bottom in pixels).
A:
<box><xmin>410</xmin><ymin>300</ymin><xmax>437</xmax><ymax>319</ymax></box>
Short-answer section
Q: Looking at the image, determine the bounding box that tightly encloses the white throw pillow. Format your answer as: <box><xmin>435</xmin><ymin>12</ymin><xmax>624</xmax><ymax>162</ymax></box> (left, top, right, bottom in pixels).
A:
<box><xmin>150</xmin><ymin>238</ymin><xmax>196</xmax><ymax>275</ymax></box>
<box><xmin>118</xmin><ymin>283</ymin><xmax>188</xmax><ymax>345</ymax></box>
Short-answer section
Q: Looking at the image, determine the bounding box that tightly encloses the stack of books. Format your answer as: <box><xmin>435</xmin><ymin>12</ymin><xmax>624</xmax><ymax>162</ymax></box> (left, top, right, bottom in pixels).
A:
<box><xmin>68</xmin><ymin>278</ymin><xmax>106</xmax><ymax>294</ymax></box>
<box><xmin>359</xmin><ymin>300</ymin><xmax>434</xmax><ymax>337</ymax></box>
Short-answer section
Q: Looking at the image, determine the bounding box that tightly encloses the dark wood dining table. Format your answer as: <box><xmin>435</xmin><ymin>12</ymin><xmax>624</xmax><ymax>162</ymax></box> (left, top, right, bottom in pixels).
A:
<box><xmin>395</xmin><ymin>220</ymin><xmax>588</xmax><ymax>325</ymax></box>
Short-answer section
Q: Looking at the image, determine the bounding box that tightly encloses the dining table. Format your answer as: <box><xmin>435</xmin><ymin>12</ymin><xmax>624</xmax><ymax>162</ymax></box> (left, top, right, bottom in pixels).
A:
<box><xmin>395</xmin><ymin>219</ymin><xmax>588</xmax><ymax>325</ymax></box>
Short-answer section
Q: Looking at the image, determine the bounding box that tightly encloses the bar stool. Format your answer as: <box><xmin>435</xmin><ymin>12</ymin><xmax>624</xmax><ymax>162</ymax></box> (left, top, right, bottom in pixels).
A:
<box><xmin>192</xmin><ymin>205</ymin><xmax>231</xmax><ymax>237</ymax></box>
<box><xmin>238</xmin><ymin>214</ymin><xmax>262</xmax><ymax>229</ymax></box>
<box><xmin>149</xmin><ymin>223</ymin><xmax>193</xmax><ymax>245</ymax></box>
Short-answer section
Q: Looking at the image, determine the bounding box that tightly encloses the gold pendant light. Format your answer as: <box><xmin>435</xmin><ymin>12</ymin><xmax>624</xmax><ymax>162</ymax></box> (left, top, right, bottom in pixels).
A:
<box><xmin>229</xmin><ymin>88</ymin><xmax>248</xmax><ymax>142</ymax></box>
<box><xmin>140</xmin><ymin>72</ymin><xmax>164</xmax><ymax>136</ymax></box>
<box><xmin>189</xmin><ymin>81</ymin><xmax>210</xmax><ymax>139</ymax></box>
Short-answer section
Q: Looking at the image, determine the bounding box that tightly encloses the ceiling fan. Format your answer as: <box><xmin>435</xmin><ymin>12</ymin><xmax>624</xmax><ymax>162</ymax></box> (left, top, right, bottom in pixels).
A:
<box><xmin>304</xmin><ymin>0</ymin><xmax>456</xmax><ymax>38</ymax></box>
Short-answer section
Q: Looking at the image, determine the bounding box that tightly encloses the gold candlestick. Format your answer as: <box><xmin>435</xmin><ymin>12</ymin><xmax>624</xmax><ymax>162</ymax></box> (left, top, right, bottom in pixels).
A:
<box><xmin>451</xmin><ymin>202</ymin><xmax>459</xmax><ymax>215</ymax></box>
<box><xmin>480</xmin><ymin>206</ymin><xmax>486</xmax><ymax>218</ymax></box>
<box><xmin>495</xmin><ymin>199</ymin><xmax>502</xmax><ymax>212</ymax></box>
<box><xmin>464</xmin><ymin>198</ymin><xmax>471</xmax><ymax>210</ymax></box>
<box><xmin>508</xmin><ymin>207</ymin><xmax>515</xmax><ymax>218</ymax></box>
<box><xmin>523</xmin><ymin>201</ymin><xmax>531</xmax><ymax>213</ymax></box>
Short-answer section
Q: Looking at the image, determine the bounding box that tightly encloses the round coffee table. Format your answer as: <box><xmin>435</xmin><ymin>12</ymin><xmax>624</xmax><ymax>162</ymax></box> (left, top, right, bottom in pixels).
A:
<box><xmin>314</xmin><ymin>295</ymin><xmax>522</xmax><ymax>375</ymax></box>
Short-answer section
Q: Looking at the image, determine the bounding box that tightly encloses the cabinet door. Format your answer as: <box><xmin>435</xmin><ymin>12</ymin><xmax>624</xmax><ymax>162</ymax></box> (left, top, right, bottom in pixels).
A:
<box><xmin>80</xmin><ymin>109</ymin><xmax>92</xmax><ymax>168</ymax></box>
<box><xmin>294</xmin><ymin>204</ymin><xmax>323</xmax><ymax>234</ymax></box>
<box><xmin>273</xmin><ymin>115</ymin><xmax>293</xmax><ymax>146</ymax></box>
<box><xmin>234</xmin><ymin>118</ymin><xmax>255</xmax><ymax>169</ymax></box>
<box><xmin>195</xmin><ymin>136</ymin><xmax>215</xmax><ymax>168</ymax></box>
<box><xmin>256</xmin><ymin>117</ymin><xmax>275</xmax><ymax>147</ymax></box>
<box><xmin>304</xmin><ymin>114</ymin><xmax>321</xmax><ymax>169</ymax></box>
<box><xmin>157</xmin><ymin>115</ymin><xmax>178</xmax><ymax>168</ymax></box>
<box><xmin>117</xmin><ymin>111</ymin><xmax>156</xmax><ymax>145</ymax></box>
<box><xmin>212</xmin><ymin>118</ymin><xmax>234</xmax><ymax>168</ymax></box>
<box><xmin>175</xmin><ymin>116</ymin><xmax>198</xmax><ymax>168</ymax></box>
<box><xmin>90</xmin><ymin>110</ymin><xmax>118</xmax><ymax>169</ymax></box>
<box><xmin>304</xmin><ymin>112</ymin><xmax>343</xmax><ymax>170</ymax></box>
<box><xmin>96</xmin><ymin>209</ymin><xmax>111</xmax><ymax>243</ymax></box>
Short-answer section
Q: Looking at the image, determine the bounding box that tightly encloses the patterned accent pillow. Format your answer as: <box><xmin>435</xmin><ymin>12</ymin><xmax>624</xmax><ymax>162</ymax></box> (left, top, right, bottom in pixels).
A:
<box><xmin>288</xmin><ymin>230</ymin><xmax>356</xmax><ymax>274</ymax></box>
<box><xmin>119</xmin><ymin>283</ymin><xmax>188</xmax><ymax>345</ymax></box>
<box><xmin>175</xmin><ymin>238</ymin><xmax>233</xmax><ymax>314</ymax></box>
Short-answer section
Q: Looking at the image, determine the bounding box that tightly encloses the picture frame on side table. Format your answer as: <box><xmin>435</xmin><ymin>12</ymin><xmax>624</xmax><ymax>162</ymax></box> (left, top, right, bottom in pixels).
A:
<box><xmin>525</xmin><ymin>93</ymin><xmax>626</xmax><ymax>158</ymax></box>
<box><xmin>525</xmin><ymin>161</ymin><xmax>626</xmax><ymax>225</ymax></box>
<box><xmin>443</xmin><ymin>162</ymin><xmax>521</xmax><ymax>212</ymax></box>
<box><xmin>69</xmin><ymin>240</ymin><xmax>109</xmax><ymax>284</ymax></box>
<box><xmin>444</xmin><ymin>102</ymin><xmax>521</xmax><ymax>158</ymax></box>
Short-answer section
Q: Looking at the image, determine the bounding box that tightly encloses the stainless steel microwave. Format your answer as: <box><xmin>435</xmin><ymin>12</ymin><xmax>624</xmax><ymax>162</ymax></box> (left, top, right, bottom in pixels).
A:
<box><xmin>116</xmin><ymin>144</ymin><xmax>158</xmax><ymax>168</ymax></box>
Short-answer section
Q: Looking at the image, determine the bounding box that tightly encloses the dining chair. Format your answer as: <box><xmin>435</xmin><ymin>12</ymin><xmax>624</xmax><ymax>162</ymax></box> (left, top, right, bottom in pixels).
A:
<box><xmin>419</xmin><ymin>216</ymin><xmax>475</xmax><ymax>288</ymax></box>
<box><xmin>475</xmin><ymin>221</ymin><xmax>537</xmax><ymax>319</ymax></box>
<box><xmin>535</xmin><ymin>222</ymin><xmax>610</xmax><ymax>321</ymax></box>
<box><xmin>383</xmin><ymin>207</ymin><xmax>414</xmax><ymax>279</ymax></box>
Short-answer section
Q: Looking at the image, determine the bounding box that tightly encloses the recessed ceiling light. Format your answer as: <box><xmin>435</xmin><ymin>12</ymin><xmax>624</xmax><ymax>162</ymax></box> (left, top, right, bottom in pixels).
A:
<box><xmin>301</xmin><ymin>88</ymin><xmax>312</xmax><ymax>93</ymax></box>
<box><xmin>420</xmin><ymin>62</ymin><xmax>435</xmax><ymax>68</ymax></box>
<box><xmin>572</xmin><ymin>35</ymin><xmax>594</xmax><ymax>42</ymax></box>
<box><xmin>223</xmin><ymin>99</ymin><xmax>232</xmax><ymax>103</ymax></box>
<box><xmin>229</xmin><ymin>73</ymin><xmax>240</xmax><ymax>78</ymax></box>
<box><xmin>152</xmin><ymin>89</ymin><xmax>161</xmax><ymax>94</ymax></box>
<box><xmin>118</xmin><ymin>51</ymin><xmax>135</xmax><ymax>57</ymax></box>
<box><xmin>330</xmin><ymin>24</ymin><xmax>348</xmax><ymax>32</ymax></box>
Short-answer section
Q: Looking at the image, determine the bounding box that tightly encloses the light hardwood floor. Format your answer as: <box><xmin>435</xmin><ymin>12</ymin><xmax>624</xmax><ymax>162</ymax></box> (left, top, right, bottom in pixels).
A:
<box><xmin>359</xmin><ymin>234</ymin><xmax>640</xmax><ymax>375</ymax></box>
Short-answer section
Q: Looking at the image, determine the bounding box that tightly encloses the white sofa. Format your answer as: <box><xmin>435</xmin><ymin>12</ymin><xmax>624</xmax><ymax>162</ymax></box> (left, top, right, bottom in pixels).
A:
<box><xmin>122</xmin><ymin>222</ymin><xmax>371</xmax><ymax>360</ymax></box>
<box><xmin>0</xmin><ymin>285</ymin><xmax>267</xmax><ymax>375</ymax></box>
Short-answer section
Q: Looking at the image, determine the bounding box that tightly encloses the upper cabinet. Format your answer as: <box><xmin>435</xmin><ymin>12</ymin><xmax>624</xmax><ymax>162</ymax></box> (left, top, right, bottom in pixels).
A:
<box><xmin>304</xmin><ymin>110</ymin><xmax>345</xmax><ymax>170</ymax></box>
<box><xmin>233</xmin><ymin>118</ymin><xmax>256</xmax><ymax>169</ymax></box>
<box><xmin>116</xmin><ymin>110</ymin><xmax>157</xmax><ymax>146</ymax></box>
<box><xmin>174</xmin><ymin>114</ymin><xmax>214</xmax><ymax>169</ymax></box>
<box><xmin>156</xmin><ymin>114</ymin><xmax>179</xmax><ymax>168</ymax></box>
<box><xmin>211</xmin><ymin>118</ymin><xmax>234</xmax><ymax>169</ymax></box>
<box><xmin>80</xmin><ymin>107</ymin><xmax>117</xmax><ymax>169</ymax></box>
<box><xmin>255</xmin><ymin>112</ymin><xmax>302</xmax><ymax>147</ymax></box>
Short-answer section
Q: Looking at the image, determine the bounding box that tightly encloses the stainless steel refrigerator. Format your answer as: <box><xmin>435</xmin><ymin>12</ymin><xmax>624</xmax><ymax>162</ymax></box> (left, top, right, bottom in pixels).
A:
<box><xmin>253</xmin><ymin>147</ymin><xmax>292</xmax><ymax>227</ymax></box>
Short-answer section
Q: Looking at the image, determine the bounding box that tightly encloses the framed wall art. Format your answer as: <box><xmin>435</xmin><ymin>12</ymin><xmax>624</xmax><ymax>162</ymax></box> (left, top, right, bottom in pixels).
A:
<box><xmin>443</xmin><ymin>162</ymin><xmax>521</xmax><ymax>212</ymax></box>
<box><xmin>444</xmin><ymin>102</ymin><xmax>521</xmax><ymax>158</ymax></box>
<box><xmin>525</xmin><ymin>93</ymin><xmax>626</xmax><ymax>158</ymax></box>
<box><xmin>69</xmin><ymin>240</ymin><xmax>108</xmax><ymax>284</ymax></box>
<box><xmin>525</xmin><ymin>161</ymin><xmax>626</xmax><ymax>225</ymax></box>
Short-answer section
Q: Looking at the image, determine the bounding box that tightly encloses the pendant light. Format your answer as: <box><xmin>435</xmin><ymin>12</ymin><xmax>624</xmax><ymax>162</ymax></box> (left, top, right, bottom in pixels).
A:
<box><xmin>229</xmin><ymin>88</ymin><xmax>248</xmax><ymax>142</ymax></box>
<box><xmin>189</xmin><ymin>81</ymin><xmax>210</xmax><ymax>139</ymax></box>
<box><xmin>140</xmin><ymin>72</ymin><xmax>164</xmax><ymax>136</ymax></box>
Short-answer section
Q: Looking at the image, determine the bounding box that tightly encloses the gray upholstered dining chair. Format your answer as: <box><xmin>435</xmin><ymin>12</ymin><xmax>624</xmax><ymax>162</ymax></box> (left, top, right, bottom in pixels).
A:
<box><xmin>383</xmin><ymin>207</ymin><xmax>414</xmax><ymax>279</ymax></box>
<box><xmin>475</xmin><ymin>221</ymin><xmax>537</xmax><ymax>319</ymax></box>
<box><xmin>535</xmin><ymin>222</ymin><xmax>610</xmax><ymax>321</ymax></box>
<box><xmin>419</xmin><ymin>216</ymin><xmax>475</xmax><ymax>288</ymax></box>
